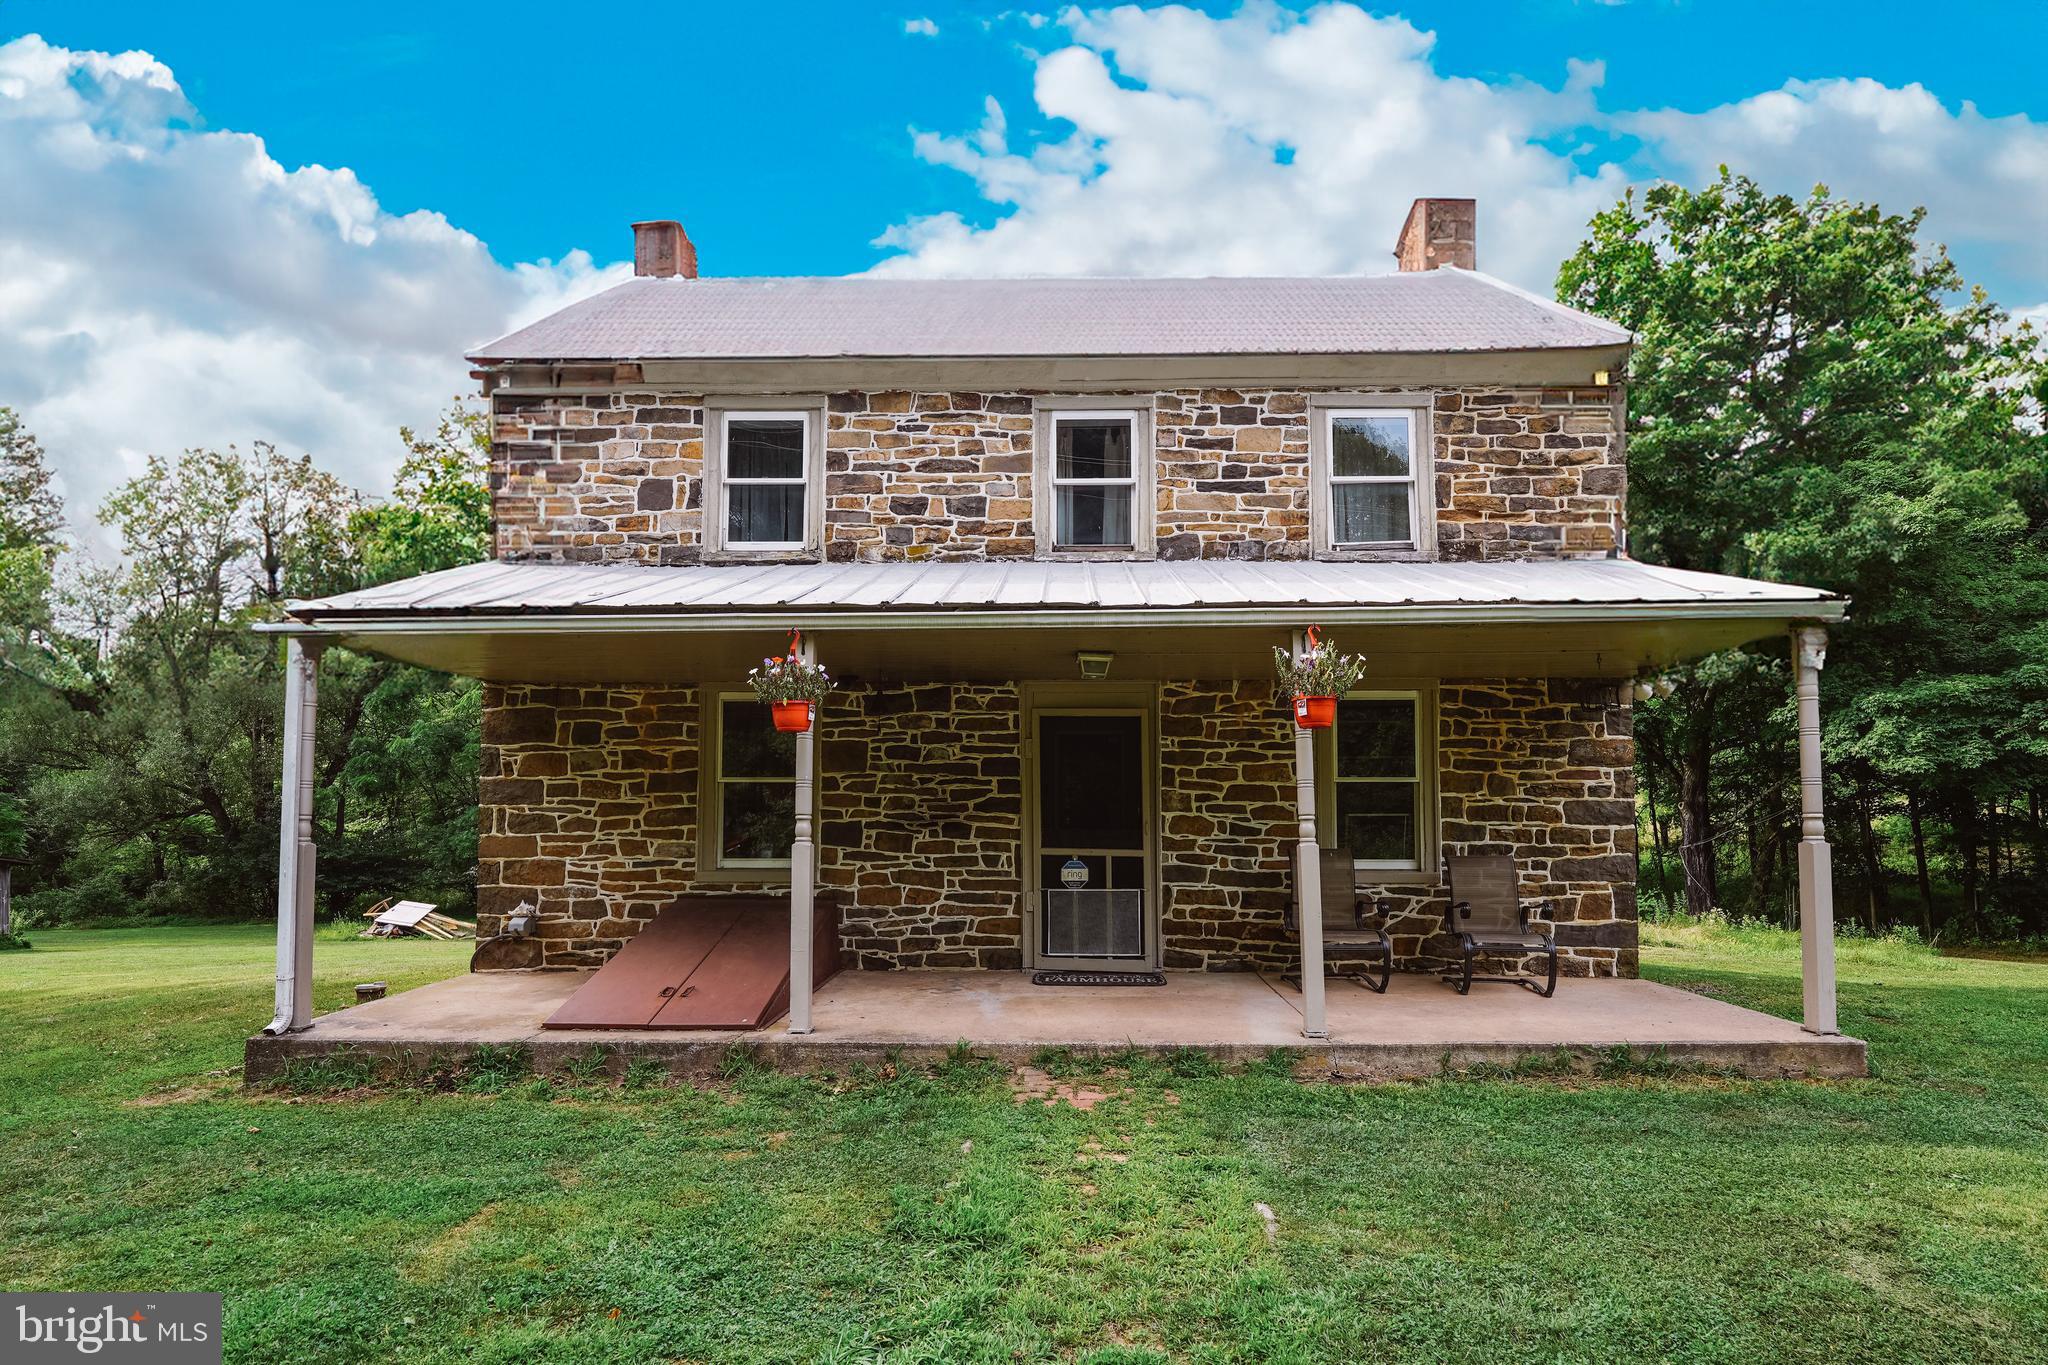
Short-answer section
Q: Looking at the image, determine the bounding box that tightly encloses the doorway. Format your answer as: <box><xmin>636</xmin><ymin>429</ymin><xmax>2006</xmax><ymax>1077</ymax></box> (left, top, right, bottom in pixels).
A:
<box><xmin>1025</xmin><ymin>697</ymin><xmax>1157</xmax><ymax>971</ymax></box>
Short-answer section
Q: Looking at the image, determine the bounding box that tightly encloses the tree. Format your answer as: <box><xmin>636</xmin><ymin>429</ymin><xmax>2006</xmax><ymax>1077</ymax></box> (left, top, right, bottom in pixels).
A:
<box><xmin>1559</xmin><ymin>171</ymin><xmax>2048</xmax><ymax>928</ymax></box>
<box><xmin>352</xmin><ymin>403</ymin><xmax>491</xmax><ymax>584</ymax></box>
<box><xmin>0</xmin><ymin>405</ymin><xmax>492</xmax><ymax>925</ymax></box>
<box><xmin>0</xmin><ymin>408</ymin><xmax>64</xmax><ymax>555</ymax></box>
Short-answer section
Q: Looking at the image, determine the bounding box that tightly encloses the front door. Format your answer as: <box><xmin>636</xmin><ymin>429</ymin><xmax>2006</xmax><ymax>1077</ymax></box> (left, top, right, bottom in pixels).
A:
<box><xmin>1029</xmin><ymin>710</ymin><xmax>1154</xmax><ymax>970</ymax></box>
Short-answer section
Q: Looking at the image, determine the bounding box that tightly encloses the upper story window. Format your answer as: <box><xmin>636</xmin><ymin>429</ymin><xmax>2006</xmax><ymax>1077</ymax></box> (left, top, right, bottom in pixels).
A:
<box><xmin>1310</xmin><ymin>397</ymin><xmax>1435</xmax><ymax>558</ymax></box>
<box><xmin>705</xmin><ymin>398</ymin><xmax>825</xmax><ymax>558</ymax></box>
<box><xmin>725</xmin><ymin>413</ymin><xmax>809</xmax><ymax>547</ymax></box>
<box><xmin>1055</xmin><ymin>413</ymin><xmax>1137</xmax><ymax>547</ymax></box>
<box><xmin>1329</xmin><ymin>412</ymin><xmax>1415</xmax><ymax>544</ymax></box>
<box><xmin>1033</xmin><ymin>400</ymin><xmax>1155</xmax><ymax>558</ymax></box>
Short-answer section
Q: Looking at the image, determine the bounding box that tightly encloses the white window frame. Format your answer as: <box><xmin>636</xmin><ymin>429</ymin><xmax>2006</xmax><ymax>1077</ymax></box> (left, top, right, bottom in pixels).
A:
<box><xmin>704</xmin><ymin>691</ymin><xmax>794</xmax><ymax>875</ymax></box>
<box><xmin>1032</xmin><ymin>398</ymin><xmax>1155</xmax><ymax>559</ymax></box>
<box><xmin>1317</xmin><ymin>686</ymin><xmax>1438</xmax><ymax>877</ymax></box>
<box><xmin>703</xmin><ymin>396</ymin><xmax>827</xmax><ymax>560</ymax></box>
<box><xmin>1308</xmin><ymin>393</ymin><xmax>1436</xmax><ymax>560</ymax></box>
<box><xmin>720</xmin><ymin>410</ymin><xmax>810</xmax><ymax>552</ymax></box>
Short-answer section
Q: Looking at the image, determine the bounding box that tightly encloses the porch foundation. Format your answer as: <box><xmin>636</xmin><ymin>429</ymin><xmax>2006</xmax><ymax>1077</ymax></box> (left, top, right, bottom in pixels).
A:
<box><xmin>244</xmin><ymin>969</ymin><xmax>1867</xmax><ymax>1084</ymax></box>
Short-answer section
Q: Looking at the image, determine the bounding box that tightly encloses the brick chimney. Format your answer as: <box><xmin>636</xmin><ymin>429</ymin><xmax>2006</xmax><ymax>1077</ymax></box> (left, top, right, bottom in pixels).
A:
<box><xmin>631</xmin><ymin>220</ymin><xmax>697</xmax><ymax>279</ymax></box>
<box><xmin>1393</xmin><ymin>198</ymin><xmax>1476</xmax><ymax>272</ymax></box>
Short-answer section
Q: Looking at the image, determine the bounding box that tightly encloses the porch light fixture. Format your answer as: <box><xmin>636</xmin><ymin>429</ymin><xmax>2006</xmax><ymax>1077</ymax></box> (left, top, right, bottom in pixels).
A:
<box><xmin>1076</xmin><ymin>650</ymin><xmax>1114</xmax><ymax>679</ymax></box>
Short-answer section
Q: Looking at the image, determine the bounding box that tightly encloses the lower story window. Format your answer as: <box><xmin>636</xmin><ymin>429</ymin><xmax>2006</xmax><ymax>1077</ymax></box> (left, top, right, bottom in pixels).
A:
<box><xmin>1333</xmin><ymin>692</ymin><xmax>1424</xmax><ymax>870</ymax></box>
<box><xmin>715</xmin><ymin>695</ymin><xmax>794</xmax><ymax>868</ymax></box>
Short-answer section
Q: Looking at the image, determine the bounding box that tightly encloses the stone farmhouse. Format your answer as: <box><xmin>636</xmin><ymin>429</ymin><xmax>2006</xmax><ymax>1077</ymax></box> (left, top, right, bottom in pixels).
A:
<box><xmin>252</xmin><ymin>199</ymin><xmax>1851</xmax><ymax>1060</ymax></box>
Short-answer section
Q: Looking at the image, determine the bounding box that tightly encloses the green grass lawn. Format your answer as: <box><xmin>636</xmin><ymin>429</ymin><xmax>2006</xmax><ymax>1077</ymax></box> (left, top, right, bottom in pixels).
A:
<box><xmin>3</xmin><ymin>921</ymin><xmax>2045</xmax><ymax>1364</ymax></box>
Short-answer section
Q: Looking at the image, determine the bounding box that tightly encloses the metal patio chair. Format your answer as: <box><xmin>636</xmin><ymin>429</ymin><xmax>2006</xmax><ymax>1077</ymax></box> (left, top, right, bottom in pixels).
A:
<box><xmin>1442</xmin><ymin>853</ymin><xmax>1558</xmax><ymax>997</ymax></box>
<box><xmin>1282</xmin><ymin>846</ymin><xmax>1393</xmax><ymax>993</ymax></box>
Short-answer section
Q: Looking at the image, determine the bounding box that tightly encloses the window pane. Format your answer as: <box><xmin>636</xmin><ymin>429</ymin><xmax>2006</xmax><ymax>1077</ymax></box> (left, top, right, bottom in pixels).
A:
<box><xmin>727</xmin><ymin>419</ymin><xmax>805</xmax><ymax>479</ymax></box>
<box><xmin>1337</xmin><ymin>699</ymin><xmax>1416</xmax><ymax>779</ymax></box>
<box><xmin>1057</xmin><ymin>485</ymin><xmax>1133</xmax><ymax>546</ymax></box>
<box><xmin>1056</xmin><ymin>420</ymin><xmax>1133</xmax><ymax>480</ymax></box>
<box><xmin>1038</xmin><ymin>715</ymin><xmax>1144</xmax><ymax>849</ymax></box>
<box><xmin>728</xmin><ymin>484</ymin><xmax>806</xmax><ymax>544</ymax></box>
<box><xmin>1336</xmin><ymin>782</ymin><xmax>1417</xmax><ymax>863</ymax></box>
<box><xmin>721</xmin><ymin>699</ymin><xmax>796</xmax><ymax>777</ymax></box>
<box><xmin>1332</xmin><ymin>482</ymin><xmax>1411</xmax><ymax>544</ymax></box>
<box><xmin>1332</xmin><ymin>415</ymin><xmax>1410</xmax><ymax>477</ymax></box>
<box><xmin>722</xmin><ymin>780</ymin><xmax>795</xmax><ymax>861</ymax></box>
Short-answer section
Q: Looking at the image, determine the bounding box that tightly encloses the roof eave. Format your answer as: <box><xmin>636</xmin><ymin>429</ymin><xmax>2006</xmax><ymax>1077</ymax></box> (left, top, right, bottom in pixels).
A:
<box><xmin>260</xmin><ymin>596</ymin><xmax>1846</xmax><ymax>637</ymax></box>
<box><xmin>464</xmin><ymin>342</ymin><xmax>1633</xmax><ymax>367</ymax></box>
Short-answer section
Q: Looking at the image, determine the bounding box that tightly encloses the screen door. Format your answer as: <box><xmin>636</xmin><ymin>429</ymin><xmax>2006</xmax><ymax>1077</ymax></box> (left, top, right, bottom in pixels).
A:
<box><xmin>1034</xmin><ymin>713</ymin><xmax>1148</xmax><ymax>965</ymax></box>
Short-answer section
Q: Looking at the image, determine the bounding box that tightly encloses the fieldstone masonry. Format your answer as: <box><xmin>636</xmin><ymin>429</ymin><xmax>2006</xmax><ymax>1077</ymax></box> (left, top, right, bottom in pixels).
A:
<box><xmin>479</xmin><ymin>678</ymin><xmax>1634</xmax><ymax>977</ymax></box>
<box><xmin>818</xmin><ymin>684</ymin><xmax>1025</xmax><ymax>970</ymax></box>
<box><xmin>479</xmin><ymin>375</ymin><xmax>1635</xmax><ymax>978</ymax></box>
<box><xmin>490</xmin><ymin>386</ymin><xmax>1620</xmax><ymax>563</ymax></box>
<box><xmin>477</xmin><ymin>683</ymin><xmax>703</xmax><ymax>968</ymax></box>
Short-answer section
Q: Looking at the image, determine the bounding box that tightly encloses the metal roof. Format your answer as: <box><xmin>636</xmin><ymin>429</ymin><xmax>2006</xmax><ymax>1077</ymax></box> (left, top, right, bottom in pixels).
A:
<box><xmin>285</xmin><ymin>557</ymin><xmax>1837</xmax><ymax>624</ymax></box>
<box><xmin>469</xmin><ymin>270</ymin><xmax>1632</xmax><ymax>364</ymax></box>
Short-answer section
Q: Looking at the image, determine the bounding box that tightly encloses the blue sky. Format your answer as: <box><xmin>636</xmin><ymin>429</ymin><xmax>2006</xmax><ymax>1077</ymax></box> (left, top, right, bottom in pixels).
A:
<box><xmin>17</xmin><ymin>0</ymin><xmax>2047</xmax><ymax>277</ymax></box>
<box><xmin>3</xmin><ymin>1</ymin><xmax>2045</xmax><ymax>527</ymax></box>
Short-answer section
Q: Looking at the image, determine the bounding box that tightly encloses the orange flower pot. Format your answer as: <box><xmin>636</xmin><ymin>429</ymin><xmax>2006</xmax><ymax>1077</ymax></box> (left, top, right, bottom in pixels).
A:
<box><xmin>771</xmin><ymin>700</ymin><xmax>813</xmax><ymax>733</ymax></box>
<box><xmin>1293</xmin><ymin>695</ymin><xmax>1336</xmax><ymax>729</ymax></box>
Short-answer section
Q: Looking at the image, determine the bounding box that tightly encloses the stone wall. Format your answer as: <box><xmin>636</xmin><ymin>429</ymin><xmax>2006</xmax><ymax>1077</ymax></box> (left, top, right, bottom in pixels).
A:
<box><xmin>490</xmin><ymin>386</ymin><xmax>1621</xmax><ymax>564</ymax></box>
<box><xmin>1427</xmin><ymin>678</ymin><xmax>1638</xmax><ymax>976</ymax></box>
<box><xmin>476</xmin><ymin>683</ymin><xmax>703</xmax><ymax>968</ymax></box>
<box><xmin>818</xmin><ymin>684</ymin><xmax>1025</xmax><ymax>969</ymax></box>
<box><xmin>476</xmin><ymin>678</ymin><xmax>1635</xmax><ymax>976</ymax></box>
<box><xmin>1153</xmin><ymin>677</ymin><xmax>1637</xmax><ymax>977</ymax></box>
<box><xmin>1156</xmin><ymin>681</ymin><xmax>1297</xmax><ymax>968</ymax></box>
<box><xmin>1356</xmin><ymin>678</ymin><xmax>1638</xmax><ymax>978</ymax></box>
<box><xmin>823</xmin><ymin>393</ymin><xmax>1037</xmax><ymax>561</ymax></box>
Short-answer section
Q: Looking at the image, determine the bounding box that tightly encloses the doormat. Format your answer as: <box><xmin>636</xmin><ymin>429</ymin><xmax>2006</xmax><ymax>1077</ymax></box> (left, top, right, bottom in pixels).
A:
<box><xmin>1031</xmin><ymin>970</ymin><xmax>1166</xmax><ymax>987</ymax></box>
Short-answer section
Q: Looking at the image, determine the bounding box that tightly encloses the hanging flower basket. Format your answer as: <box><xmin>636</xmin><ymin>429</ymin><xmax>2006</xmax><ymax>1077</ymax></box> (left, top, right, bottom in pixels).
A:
<box><xmin>1274</xmin><ymin>627</ymin><xmax>1367</xmax><ymax>730</ymax></box>
<box><xmin>749</xmin><ymin>629</ymin><xmax>832</xmax><ymax>735</ymax></box>
<box><xmin>1292</xmin><ymin>695</ymin><xmax>1337</xmax><ymax>729</ymax></box>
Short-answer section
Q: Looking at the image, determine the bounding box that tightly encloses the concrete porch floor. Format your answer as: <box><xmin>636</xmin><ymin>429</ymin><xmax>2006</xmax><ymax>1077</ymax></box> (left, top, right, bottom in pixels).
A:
<box><xmin>245</xmin><ymin>969</ymin><xmax>1866</xmax><ymax>1082</ymax></box>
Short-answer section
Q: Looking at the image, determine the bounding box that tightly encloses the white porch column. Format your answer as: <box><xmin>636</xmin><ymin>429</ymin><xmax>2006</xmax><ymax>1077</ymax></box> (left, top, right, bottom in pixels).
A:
<box><xmin>264</xmin><ymin>636</ymin><xmax>323</xmax><ymax>1036</ymax></box>
<box><xmin>1793</xmin><ymin>624</ymin><xmax>1838</xmax><ymax>1036</ymax></box>
<box><xmin>787</xmin><ymin>633</ymin><xmax>819</xmax><ymax>1035</ymax></box>
<box><xmin>1291</xmin><ymin>629</ymin><xmax>1328</xmax><ymax>1040</ymax></box>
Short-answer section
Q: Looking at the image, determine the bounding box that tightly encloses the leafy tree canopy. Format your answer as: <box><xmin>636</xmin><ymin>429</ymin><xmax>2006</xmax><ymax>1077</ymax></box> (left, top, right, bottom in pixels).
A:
<box><xmin>1561</xmin><ymin>170</ymin><xmax>2048</xmax><ymax>928</ymax></box>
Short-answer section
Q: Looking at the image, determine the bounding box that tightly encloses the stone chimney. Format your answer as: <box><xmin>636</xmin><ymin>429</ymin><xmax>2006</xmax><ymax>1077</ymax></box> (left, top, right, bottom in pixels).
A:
<box><xmin>632</xmin><ymin>220</ymin><xmax>697</xmax><ymax>279</ymax></box>
<box><xmin>1393</xmin><ymin>198</ymin><xmax>1476</xmax><ymax>272</ymax></box>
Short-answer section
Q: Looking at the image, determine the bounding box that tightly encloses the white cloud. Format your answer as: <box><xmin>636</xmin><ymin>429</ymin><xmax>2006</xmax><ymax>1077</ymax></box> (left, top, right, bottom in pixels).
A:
<box><xmin>7</xmin><ymin>11</ymin><xmax>2046</xmax><ymax>554</ymax></box>
<box><xmin>871</xmin><ymin>4</ymin><xmax>2048</xmax><ymax>311</ymax></box>
<box><xmin>905</xmin><ymin>17</ymin><xmax>940</xmax><ymax>37</ymax></box>
<box><xmin>871</xmin><ymin>4</ymin><xmax>1628</xmax><ymax>284</ymax></box>
<box><xmin>0</xmin><ymin>34</ymin><xmax>626</xmax><ymax>542</ymax></box>
<box><xmin>1624</xmin><ymin>78</ymin><xmax>2048</xmax><ymax>289</ymax></box>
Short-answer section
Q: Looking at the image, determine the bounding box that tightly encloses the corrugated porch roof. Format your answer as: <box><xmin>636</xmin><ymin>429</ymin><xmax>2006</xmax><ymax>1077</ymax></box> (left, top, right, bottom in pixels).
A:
<box><xmin>283</xmin><ymin>556</ymin><xmax>1837</xmax><ymax>621</ymax></box>
<box><xmin>263</xmin><ymin>558</ymin><xmax>1841</xmax><ymax>685</ymax></box>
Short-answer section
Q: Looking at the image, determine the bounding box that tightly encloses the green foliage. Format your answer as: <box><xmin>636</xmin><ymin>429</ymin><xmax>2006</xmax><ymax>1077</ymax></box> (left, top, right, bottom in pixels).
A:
<box><xmin>349</xmin><ymin>404</ymin><xmax>491</xmax><ymax>584</ymax></box>
<box><xmin>0</xmin><ymin>407</ymin><xmax>64</xmax><ymax>555</ymax></box>
<box><xmin>1561</xmin><ymin>171</ymin><xmax>2048</xmax><ymax>932</ymax></box>
<box><xmin>1270</xmin><ymin>633</ymin><xmax>1369</xmax><ymax>700</ymax></box>
<box><xmin>0</xmin><ymin>932</ymin><xmax>31</xmax><ymax>951</ymax></box>
<box><xmin>0</xmin><ymin>404</ymin><xmax>489</xmax><ymax>926</ymax></box>
<box><xmin>0</xmin><ymin>792</ymin><xmax>23</xmax><ymax>859</ymax></box>
<box><xmin>745</xmin><ymin>649</ymin><xmax>834</xmax><ymax>705</ymax></box>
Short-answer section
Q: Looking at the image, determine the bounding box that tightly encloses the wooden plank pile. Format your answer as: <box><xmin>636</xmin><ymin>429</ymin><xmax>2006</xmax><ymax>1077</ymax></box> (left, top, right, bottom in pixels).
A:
<box><xmin>359</xmin><ymin>898</ymin><xmax>476</xmax><ymax>940</ymax></box>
